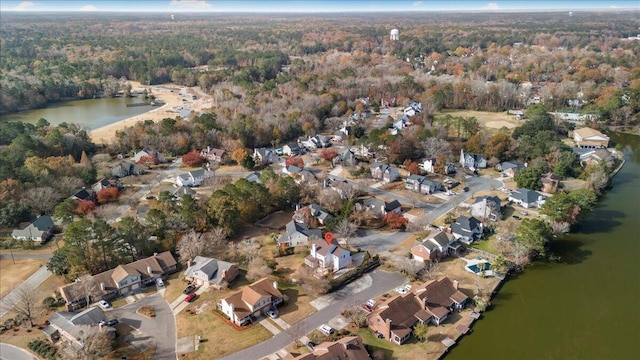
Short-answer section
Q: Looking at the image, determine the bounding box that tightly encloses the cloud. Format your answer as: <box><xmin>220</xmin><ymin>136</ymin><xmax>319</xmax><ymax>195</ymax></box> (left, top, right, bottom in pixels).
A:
<box><xmin>15</xmin><ymin>1</ymin><xmax>35</xmax><ymax>10</ymax></box>
<box><xmin>80</xmin><ymin>5</ymin><xmax>98</xmax><ymax>11</ymax></box>
<box><xmin>169</xmin><ymin>0</ymin><xmax>212</xmax><ymax>8</ymax></box>
<box><xmin>486</xmin><ymin>2</ymin><xmax>500</xmax><ymax>10</ymax></box>
<box><xmin>610</xmin><ymin>5</ymin><xmax>618</xmax><ymax>8</ymax></box>
<box><xmin>413</xmin><ymin>1</ymin><xmax>423</xmax><ymax>6</ymax></box>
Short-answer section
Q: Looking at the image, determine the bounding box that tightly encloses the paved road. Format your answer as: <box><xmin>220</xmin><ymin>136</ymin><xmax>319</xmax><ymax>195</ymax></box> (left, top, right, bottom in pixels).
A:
<box><xmin>110</xmin><ymin>293</ymin><xmax>176</xmax><ymax>360</ymax></box>
<box><xmin>217</xmin><ymin>269</ymin><xmax>406</xmax><ymax>360</ymax></box>
<box><xmin>0</xmin><ymin>253</ymin><xmax>53</xmax><ymax>260</ymax></box>
<box><xmin>0</xmin><ymin>343</ymin><xmax>37</xmax><ymax>360</ymax></box>
<box><xmin>0</xmin><ymin>266</ymin><xmax>52</xmax><ymax>318</ymax></box>
<box><xmin>349</xmin><ymin>230</ymin><xmax>413</xmax><ymax>253</ymax></box>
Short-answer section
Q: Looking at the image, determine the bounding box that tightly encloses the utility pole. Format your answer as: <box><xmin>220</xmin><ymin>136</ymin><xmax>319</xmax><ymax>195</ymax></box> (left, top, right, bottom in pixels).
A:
<box><xmin>8</xmin><ymin>239</ymin><xmax>15</xmax><ymax>264</ymax></box>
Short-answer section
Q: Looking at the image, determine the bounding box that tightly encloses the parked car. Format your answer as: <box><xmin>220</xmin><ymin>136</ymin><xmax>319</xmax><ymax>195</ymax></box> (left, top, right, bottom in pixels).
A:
<box><xmin>366</xmin><ymin>299</ymin><xmax>376</xmax><ymax>308</ymax></box>
<box><xmin>155</xmin><ymin>278</ymin><xmax>165</xmax><ymax>287</ymax></box>
<box><xmin>266</xmin><ymin>310</ymin><xmax>278</xmax><ymax>319</ymax></box>
<box><xmin>145</xmin><ymin>196</ymin><xmax>155</xmax><ymax>200</ymax></box>
<box><xmin>307</xmin><ymin>341</ymin><xmax>316</xmax><ymax>350</ymax></box>
<box><xmin>184</xmin><ymin>293</ymin><xmax>197</xmax><ymax>302</ymax></box>
<box><xmin>512</xmin><ymin>215</ymin><xmax>522</xmax><ymax>220</ymax></box>
<box><xmin>319</xmin><ymin>324</ymin><xmax>334</xmax><ymax>335</ymax></box>
<box><xmin>100</xmin><ymin>319</ymin><xmax>119</xmax><ymax>327</ymax></box>
<box><xmin>97</xmin><ymin>300</ymin><xmax>111</xmax><ymax>310</ymax></box>
<box><xmin>183</xmin><ymin>284</ymin><xmax>196</xmax><ymax>295</ymax></box>
<box><xmin>395</xmin><ymin>286</ymin><xmax>408</xmax><ymax>294</ymax></box>
<box><xmin>463</xmin><ymin>186</ymin><xmax>469</xmax><ymax>192</ymax></box>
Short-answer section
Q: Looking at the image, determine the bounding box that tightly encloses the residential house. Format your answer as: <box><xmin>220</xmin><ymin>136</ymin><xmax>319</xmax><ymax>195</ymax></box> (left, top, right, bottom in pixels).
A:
<box><xmin>59</xmin><ymin>252</ymin><xmax>177</xmax><ymax>310</ymax></box>
<box><xmin>183</xmin><ymin>256</ymin><xmax>238</xmax><ymax>290</ymax></box>
<box><xmin>370</xmin><ymin>163</ymin><xmax>400</xmax><ymax>183</ymax></box>
<box><xmin>253</xmin><ymin>148</ymin><xmax>278</xmax><ymax>166</ymax></box>
<box><xmin>405</xmin><ymin>174</ymin><xmax>443</xmax><ymax>194</ymax></box>
<box><xmin>44</xmin><ymin>307</ymin><xmax>107</xmax><ymax>347</ymax></box>
<box><xmin>283</xmin><ymin>165</ymin><xmax>315</xmax><ymax>184</ymax></box>
<box><xmin>111</xmin><ymin>161</ymin><xmax>145</xmax><ymax>178</ymax></box>
<box><xmin>283</xmin><ymin>142</ymin><xmax>304</xmax><ymax>156</ymax></box>
<box><xmin>218</xmin><ymin>278</ymin><xmax>284</xmax><ymax>326</ymax></box>
<box><xmin>175</xmin><ymin>169</ymin><xmax>210</xmax><ymax>187</ymax></box>
<box><xmin>172</xmin><ymin>185</ymin><xmax>196</xmax><ymax>199</ymax></box>
<box><xmin>497</xmin><ymin>161</ymin><xmax>525</xmax><ymax>177</ymax></box>
<box><xmin>450</xmin><ymin>216</ymin><xmax>483</xmax><ymax>244</ymax></box>
<box><xmin>200</xmin><ymin>147</ymin><xmax>228</xmax><ymax>163</ymax></box>
<box><xmin>333</xmin><ymin>148</ymin><xmax>358</xmax><ymax>167</ymax></box>
<box><xmin>323</xmin><ymin>176</ymin><xmax>353</xmax><ymax>200</ymax></box>
<box><xmin>389</xmin><ymin>114</ymin><xmax>410</xmax><ymax>135</ymax></box>
<box><xmin>381</xmin><ymin>97</ymin><xmax>396</xmax><ymax>108</ymax></box>
<box><xmin>540</xmin><ymin>173</ymin><xmax>560</xmax><ymax>193</ymax></box>
<box><xmin>277</xmin><ymin>221</ymin><xmax>323</xmax><ymax>248</ymax></box>
<box><xmin>355</xmin><ymin>97</ymin><xmax>370</xmax><ymax>110</ymax></box>
<box><xmin>361</xmin><ymin>197</ymin><xmax>402</xmax><ymax>218</ymax></box>
<box><xmin>412</xmin><ymin>277</ymin><xmax>468</xmax><ymax>325</ymax></box>
<box><xmin>573</xmin><ymin>148</ymin><xmax>615</xmax><ymax>168</ymax></box>
<box><xmin>284</xmin><ymin>336</ymin><xmax>371</xmax><ymax>360</ymax></box>
<box><xmin>403</xmin><ymin>101</ymin><xmax>423</xmax><ymax>117</ymax></box>
<box><xmin>133</xmin><ymin>148</ymin><xmax>165</xmax><ymax>164</ymax></box>
<box><xmin>11</xmin><ymin>215</ymin><xmax>56</xmax><ymax>242</ymax></box>
<box><xmin>459</xmin><ymin>149</ymin><xmax>487</xmax><ymax>170</ymax></box>
<box><xmin>411</xmin><ymin>231</ymin><xmax>457</xmax><ymax>263</ymax></box>
<box><xmin>508</xmin><ymin>188</ymin><xmax>547</xmax><ymax>208</ymax></box>
<box><xmin>305</xmin><ymin>238</ymin><xmax>352</xmax><ymax>273</ymax></box>
<box><xmin>91</xmin><ymin>178</ymin><xmax>118</xmax><ymax>194</ymax></box>
<box><xmin>136</xmin><ymin>205</ymin><xmax>150</xmax><ymax>224</ymax></box>
<box><xmin>573</xmin><ymin>127</ymin><xmax>610</xmax><ymax>148</ymax></box>
<box><xmin>244</xmin><ymin>171</ymin><xmax>262</xmax><ymax>183</ymax></box>
<box><xmin>70</xmin><ymin>188</ymin><xmax>95</xmax><ymax>202</ymax></box>
<box><xmin>367</xmin><ymin>277</ymin><xmax>468</xmax><ymax>345</ymax></box>
<box><xmin>470</xmin><ymin>196</ymin><xmax>502</xmax><ymax>222</ymax></box>
<box><xmin>302</xmin><ymin>135</ymin><xmax>331</xmax><ymax>149</ymax></box>
<box><xmin>294</xmin><ymin>204</ymin><xmax>333</xmax><ymax>225</ymax></box>
<box><xmin>421</xmin><ymin>159</ymin><xmax>456</xmax><ymax>175</ymax></box>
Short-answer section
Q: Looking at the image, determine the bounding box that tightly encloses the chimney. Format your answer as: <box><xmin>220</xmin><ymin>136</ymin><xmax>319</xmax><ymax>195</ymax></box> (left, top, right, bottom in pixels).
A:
<box><xmin>100</xmin><ymin>282</ymin><xmax>106</xmax><ymax>291</ymax></box>
<box><xmin>273</xmin><ymin>281</ymin><xmax>278</xmax><ymax>290</ymax></box>
<box><xmin>453</xmin><ymin>280</ymin><xmax>459</xmax><ymax>290</ymax></box>
<box><xmin>147</xmin><ymin>266</ymin><xmax>153</xmax><ymax>275</ymax></box>
<box><xmin>153</xmin><ymin>252</ymin><xmax>158</xmax><ymax>257</ymax></box>
<box><xmin>312</xmin><ymin>243</ymin><xmax>317</xmax><ymax>255</ymax></box>
<box><xmin>384</xmin><ymin>319</ymin><xmax>392</xmax><ymax>340</ymax></box>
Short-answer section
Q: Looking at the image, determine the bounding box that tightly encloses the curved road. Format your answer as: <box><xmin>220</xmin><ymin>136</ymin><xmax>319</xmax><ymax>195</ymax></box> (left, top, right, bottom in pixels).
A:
<box><xmin>217</xmin><ymin>269</ymin><xmax>406</xmax><ymax>360</ymax></box>
<box><xmin>0</xmin><ymin>343</ymin><xmax>37</xmax><ymax>360</ymax></box>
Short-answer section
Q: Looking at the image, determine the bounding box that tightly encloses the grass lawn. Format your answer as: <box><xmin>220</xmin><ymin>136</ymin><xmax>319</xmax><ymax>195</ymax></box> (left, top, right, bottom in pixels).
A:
<box><xmin>175</xmin><ymin>288</ymin><xmax>271</xmax><ymax>359</ymax></box>
<box><xmin>0</xmin><ymin>258</ymin><xmax>47</xmax><ymax>298</ymax></box>
<box><xmin>435</xmin><ymin>109</ymin><xmax>520</xmax><ymax>132</ymax></box>
<box><xmin>162</xmin><ymin>271</ymin><xmax>190</xmax><ymax>302</ymax></box>
<box><xmin>471</xmin><ymin>236</ymin><xmax>499</xmax><ymax>255</ymax></box>
<box><xmin>277</xmin><ymin>286</ymin><xmax>316</xmax><ymax>325</ymax></box>
<box><xmin>356</xmin><ymin>327</ymin><xmax>433</xmax><ymax>360</ymax></box>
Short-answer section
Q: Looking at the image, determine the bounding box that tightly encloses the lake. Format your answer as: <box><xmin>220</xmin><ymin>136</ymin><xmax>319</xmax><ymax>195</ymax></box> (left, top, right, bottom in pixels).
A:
<box><xmin>0</xmin><ymin>97</ymin><xmax>154</xmax><ymax>130</ymax></box>
<box><xmin>448</xmin><ymin>133</ymin><xmax>640</xmax><ymax>359</ymax></box>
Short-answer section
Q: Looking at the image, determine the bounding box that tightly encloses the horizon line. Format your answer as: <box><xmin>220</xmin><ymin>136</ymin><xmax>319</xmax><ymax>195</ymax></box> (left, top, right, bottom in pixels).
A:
<box><xmin>2</xmin><ymin>8</ymin><xmax>639</xmax><ymax>13</ymax></box>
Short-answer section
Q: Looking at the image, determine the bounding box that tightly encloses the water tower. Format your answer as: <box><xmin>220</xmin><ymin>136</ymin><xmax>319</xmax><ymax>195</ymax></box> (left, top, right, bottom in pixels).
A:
<box><xmin>390</xmin><ymin>28</ymin><xmax>399</xmax><ymax>41</ymax></box>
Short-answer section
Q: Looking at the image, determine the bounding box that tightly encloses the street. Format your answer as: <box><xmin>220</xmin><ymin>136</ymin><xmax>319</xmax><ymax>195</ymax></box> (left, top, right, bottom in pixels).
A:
<box><xmin>217</xmin><ymin>269</ymin><xmax>406</xmax><ymax>360</ymax></box>
<box><xmin>0</xmin><ymin>343</ymin><xmax>37</xmax><ymax>360</ymax></box>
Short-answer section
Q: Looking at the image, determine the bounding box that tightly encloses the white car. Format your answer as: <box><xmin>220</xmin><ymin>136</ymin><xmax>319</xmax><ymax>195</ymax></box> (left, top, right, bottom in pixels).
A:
<box><xmin>396</xmin><ymin>287</ymin><xmax>408</xmax><ymax>294</ymax></box>
<box><xmin>156</xmin><ymin>278</ymin><xmax>165</xmax><ymax>287</ymax></box>
<box><xmin>266</xmin><ymin>309</ymin><xmax>278</xmax><ymax>319</ymax></box>
<box><xmin>97</xmin><ymin>300</ymin><xmax>111</xmax><ymax>310</ymax></box>
<box><xmin>319</xmin><ymin>324</ymin><xmax>334</xmax><ymax>335</ymax></box>
<box><xmin>366</xmin><ymin>299</ymin><xmax>376</xmax><ymax>308</ymax></box>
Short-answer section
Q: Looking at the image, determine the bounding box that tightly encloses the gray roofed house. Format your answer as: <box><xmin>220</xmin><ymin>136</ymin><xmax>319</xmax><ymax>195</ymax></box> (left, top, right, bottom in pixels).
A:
<box><xmin>361</xmin><ymin>197</ymin><xmax>402</xmax><ymax>217</ymax></box>
<box><xmin>333</xmin><ymin>148</ymin><xmax>357</xmax><ymax>166</ymax></box>
<box><xmin>253</xmin><ymin>147</ymin><xmax>278</xmax><ymax>166</ymax></box>
<box><xmin>371</xmin><ymin>162</ymin><xmax>400</xmax><ymax>183</ymax></box>
<box><xmin>460</xmin><ymin>149</ymin><xmax>487</xmax><ymax>170</ymax></box>
<box><xmin>183</xmin><ymin>256</ymin><xmax>239</xmax><ymax>290</ymax></box>
<box><xmin>46</xmin><ymin>307</ymin><xmax>107</xmax><ymax>347</ymax></box>
<box><xmin>278</xmin><ymin>220</ymin><xmax>323</xmax><ymax>247</ymax></box>
<box><xmin>508</xmin><ymin>188</ymin><xmax>547</xmax><ymax>208</ymax></box>
<box><xmin>498</xmin><ymin>161</ymin><xmax>525</xmax><ymax>177</ymax></box>
<box><xmin>133</xmin><ymin>148</ymin><xmax>165</xmax><ymax>163</ymax></box>
<box><xmin>91</xmin><ymin>178</ymin><xmax>118</xmax><ymax>194</ymax></box>
<box><xmin>70</xmin><ymin>188</ymin><xmax>95</xmax><ymax>202</ymax></box>
<box><xmin>172</xmin><ymin>185</ymin><xmax>196</xmax><ymax>198</ymax></box>
<box><xmin>176</xmin><ymin>168</ymin><xmax>210</xmax><ymax>187</ymax></box>
<box><xmin>294</xmin><ymin>204</ymin><xmax>333</xmax><ymax>225</ymax></box>
<box><xmin>11</xmin><ymin>215</ymin><xmax>56</xmax><ymax>242</ymax></box>
<box><xmin>411</xmin><ymin>231</ymin><xmax>457</xmax><ymax>263</ymax></box>
<box><xmin>111</xmin><ymin>161</ymin><xmax>145</xmax><ymax>178</ymax></box>
<box><xmin>405</xmin><ymin>174</ymin><xmax>443</xmax><ymax>194</ymax></box>
<box><xmin>471</xmin><ymin>196</ymin><xmax>502</xmax><ymax>221</ymax></box>
<box><xmin>244</xmin><ymin>171</ymin><xmax>262</xmax><ymax>183</ymax></box>
<box><xmin>450</xmin><ymin>216</ymin><xmax>483</xmax><ymax>244</ymax></box>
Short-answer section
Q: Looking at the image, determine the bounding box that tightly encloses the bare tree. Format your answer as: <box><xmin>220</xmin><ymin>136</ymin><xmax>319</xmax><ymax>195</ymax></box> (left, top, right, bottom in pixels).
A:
<box><xmin>247</xmin><ymin>257</ymin><xmax>273</xmax><ymax>282</ymax></box>
<box><xmin>64</xmin><ymin>325</ymin><xmax>114</xmax><ymax>360</ymax></box>
<box><xmin>93</xmin><ymin>204</ymin><xmax>120</xmax><ymax>221</ymax></box>
<box><xmin>73</xmin><ymin>274</ymin><xmax>99</xmax><ymax>310</ymax></box>
<box><xmin>1</xmin><ymin>284</ymin><xmax>39</xmax><ymax>327</ymax></box>
<box><xmin>22</xmin><ymin>186</ymin><xmax>62</xmax><ymax>214</ymax></box>
<box><xmin>295</xmin><ymin>266</ymin><xmax>331</xmax><ymax>296</ymax></box>
<box><xmin>334</xmin><ymin>219</ymin><xmax>358</xmax><ymax>247</ymax></box>
<box><xmin>205</xmin><ymin>227</ymin><xmax>228</xmax><ymax>257</ymax></box>
<box><xmin>176</xmin><ymin>230</ymin><xmax>206</xmax><ymax>264</ymax></box>
<box><xmin>421</xmin><ymin>137</ymin><xmax>451</xmax><ymax>160</ymax></box>
<box><xmin>341</xmin><ymin>298</ymin><xmax>368</xmax><ymax>328</ymax></box>
<box><xmin>422</xmin><ymin>258</ymin><xmax>441</xmax><ymax>280</ymax></box>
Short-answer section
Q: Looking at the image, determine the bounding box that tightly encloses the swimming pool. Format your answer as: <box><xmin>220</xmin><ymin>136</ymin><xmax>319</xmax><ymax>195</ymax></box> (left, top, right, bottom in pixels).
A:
<box><xmin>467</xmin><ymin>262</ymin><xmax>491</xmax><ymax>273</ymax></box>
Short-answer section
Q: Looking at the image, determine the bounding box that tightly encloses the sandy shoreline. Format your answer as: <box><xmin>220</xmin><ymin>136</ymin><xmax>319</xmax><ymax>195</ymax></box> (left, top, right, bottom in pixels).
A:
<box><xmin>89</xmin><ymin>81</ymin><xmax>186</xmax><ymax>145</ymax></box>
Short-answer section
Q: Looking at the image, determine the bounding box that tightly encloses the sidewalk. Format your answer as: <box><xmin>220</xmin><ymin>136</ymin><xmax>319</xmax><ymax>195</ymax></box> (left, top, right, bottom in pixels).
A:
<box><xmin>0</xmin><ymin>266</ymin><xmax>52</xmax><ymax>318</ymax></box>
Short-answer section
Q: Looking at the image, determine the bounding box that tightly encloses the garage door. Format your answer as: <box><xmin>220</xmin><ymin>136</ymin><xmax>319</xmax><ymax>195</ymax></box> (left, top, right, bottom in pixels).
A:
<box><xmin>131</xmin><ymin>283</ymin><xmax>140</xmax><ymax>291</ymax></box>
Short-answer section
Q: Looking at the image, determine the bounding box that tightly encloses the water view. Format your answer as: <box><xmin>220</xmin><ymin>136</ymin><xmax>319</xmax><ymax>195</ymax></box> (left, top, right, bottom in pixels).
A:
<box><xmin>449</xmin><ymin>133</ymin><xmax>640</xmax><ymax>359</ymax></box>
<box><xmin>0</xmin><ymin>97</ymin><xmax>154</xmax><ymax>130</ymax></box>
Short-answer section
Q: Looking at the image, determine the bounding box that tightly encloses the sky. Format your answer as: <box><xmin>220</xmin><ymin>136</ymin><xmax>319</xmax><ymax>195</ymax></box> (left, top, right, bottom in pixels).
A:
<box><xmin>1</xmin><ymin>0</ymin><xmax>639</xmax><ymax>13</ymax></box>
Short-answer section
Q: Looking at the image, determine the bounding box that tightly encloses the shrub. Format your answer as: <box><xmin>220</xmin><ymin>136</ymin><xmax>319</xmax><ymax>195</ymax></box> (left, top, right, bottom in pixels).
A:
<box><xmin>182</xmin><ymin>150</ymin><xmax>205</xmax><ymax>166</ymax></box>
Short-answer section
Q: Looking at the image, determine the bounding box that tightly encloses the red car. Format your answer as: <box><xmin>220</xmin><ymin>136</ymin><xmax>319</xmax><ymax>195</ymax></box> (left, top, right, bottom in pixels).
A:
<box><xmin>360</xmin><ymin>304</ymin><xmax>372</xmax><ymax>313</ymax></box>
<box><xmin>184</xmin><ymin>293</ymin><xmax>197</xmax><ymax>302</ymax></box>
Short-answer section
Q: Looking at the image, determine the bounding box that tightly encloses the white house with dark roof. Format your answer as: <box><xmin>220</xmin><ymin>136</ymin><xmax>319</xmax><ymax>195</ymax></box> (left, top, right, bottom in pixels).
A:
<box><xmin>12</xmin><ymin>215</ymin><xmax>56</xmax><ymax>242</ymax></box>
<box><xmin>460</xmin><ymin>149</ymin><xmax>487</xmax><ymax>170</ymax></box>
<box><xmin>361</xmin><ymin>197</ymin><xmax>402</xmax><ymax>218</ymax></box>
<box><xmin>277</xmin><ymin>221</ymin><xmax>323</xmax><ymax>248</ymax></box>
<box><xmin>175</xmin><ymin>168</ymin><xmax>210</xmax><ymax>187</ymax></box>
<box><xmin>371</xmin><ymin>162</ymin><xmax>400</xmax><ymax>183</ymax></box>
<box><xmin>508</xmin><ymin>188</ymin><xmax>547</xmax><ymax>208</ymax></box>
<box><xmin>253</xmin><ymin>148</ymin><xmax>278</xmax><ymax>166</ymax></box>
<box><xmin>305</xmin><ymin>238</ymin><xmax>352</xmax><ymax>273</ymax></box>
<box><xmin>183</xmin><ymin>256</ymin><xmax>239</xmax><ymax>290</ymax></box>
<box><xmin>133</xmin><ymin>148</ymin><xmax>165</xmax><ymax>163</ymax></box>
<box><xmin>450</xmin><ymin>216</ymin><xmax>483</xmax><ymax>244</ymax></box>
<box><xmin>470</xmin><ymin>196</ymin><xmax>502</xmax><ymax>221</ymax></box>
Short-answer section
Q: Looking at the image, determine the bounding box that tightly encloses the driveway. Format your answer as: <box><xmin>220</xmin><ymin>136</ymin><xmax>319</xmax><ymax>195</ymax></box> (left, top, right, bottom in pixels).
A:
<box><xmin>217</xmin><ymin>269</ymin><xmax>406</xmax><ymax>360</ymax></box>
<box><xmin>0</xmin><ymin>343</ymin><xmax>37</xmax><ymax>360</ymax></box>
<box><xmin>110</xmin><ymin>293</ymin><xmax>176</xmax><ymax>360</ymax></box>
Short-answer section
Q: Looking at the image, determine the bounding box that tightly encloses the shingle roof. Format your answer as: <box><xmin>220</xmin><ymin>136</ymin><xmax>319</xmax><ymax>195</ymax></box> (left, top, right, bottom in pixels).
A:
<box><xmin>450</xmin><ymin>216</ymin><xmax>481</xmax><ymax>235</ymax></box>
<box><xmin>221</xmin><ymin>278</ymin><xmax>283</xmax><ymax>319</ymax></box>
<box><xmin>510</xmin><ymin>188</ymin><xmax>545</xmax><ymax>204</ymax></box>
